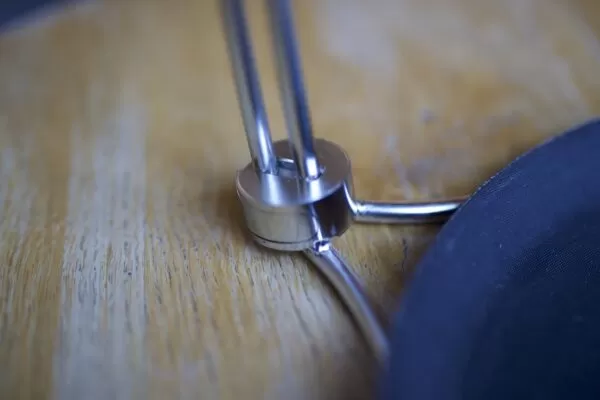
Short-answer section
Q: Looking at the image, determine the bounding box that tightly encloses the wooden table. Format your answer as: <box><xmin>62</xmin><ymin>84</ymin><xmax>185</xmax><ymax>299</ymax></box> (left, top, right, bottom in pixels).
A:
<box><xmin>2</xmin><ymin>0</ymin><xmax>600</xmax><ymax>398</ymax></box>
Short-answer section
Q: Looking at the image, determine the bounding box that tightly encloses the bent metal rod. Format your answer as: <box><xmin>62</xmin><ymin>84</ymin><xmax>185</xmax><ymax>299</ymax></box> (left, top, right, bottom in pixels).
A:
<box><xmin>221</xmin><ymin>0</ymin><xmax>463</xmax><ymax>364</ymax></box>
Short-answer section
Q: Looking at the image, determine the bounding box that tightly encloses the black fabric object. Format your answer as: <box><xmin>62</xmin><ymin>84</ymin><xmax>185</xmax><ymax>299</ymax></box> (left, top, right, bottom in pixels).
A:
<box><xmin>381</xmin><ymin>118</ymin><xmax>600</xmax><ymax>400</ymax></box>
<box><xmin>0</xmin><ymin>0</ymin><xmax>62</xmax><ymax>29</ymax></box>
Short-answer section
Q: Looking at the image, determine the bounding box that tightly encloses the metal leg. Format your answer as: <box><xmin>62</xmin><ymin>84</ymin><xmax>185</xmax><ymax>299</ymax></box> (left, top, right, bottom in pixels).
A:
<box><xmin>266</xmin><ymin>0</ymin><xmax>321</xmax><ymax>180</ymax></box>
<box><xmin>222</xmin><ymin>0</ymin><xmax>277</xmax><ymax>174</ymax></box>
<box><xmin>304</xmin><ymin>241</ymin><xmax>389</xmax><ymax>364</ymax></box>
<box><xmin>350</xmin><ymin>198</ymin><xmax>465</xmax><ymax>224</ymax></box>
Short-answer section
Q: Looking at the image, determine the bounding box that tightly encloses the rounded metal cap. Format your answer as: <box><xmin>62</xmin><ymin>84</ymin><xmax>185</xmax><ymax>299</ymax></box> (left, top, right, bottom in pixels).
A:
<box><xmin>236</xmin><ymin>139</ymin><xmax>354</xmax><ymax>251</ymax></box>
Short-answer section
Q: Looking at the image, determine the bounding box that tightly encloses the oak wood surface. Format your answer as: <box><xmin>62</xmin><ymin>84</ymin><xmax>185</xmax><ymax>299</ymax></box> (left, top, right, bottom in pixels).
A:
<box><xmin>1</xmin><ymin>0</ymin><xmax>600</xmax><ymax>398</ymax></box>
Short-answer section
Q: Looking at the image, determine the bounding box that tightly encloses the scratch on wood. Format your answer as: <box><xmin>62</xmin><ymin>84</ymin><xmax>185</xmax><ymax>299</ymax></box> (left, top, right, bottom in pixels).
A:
<box><xmin>0</xmin><ymin>135</ymin><xmax>34</xmax><ymax>351</ymax></box>
<box><xmin>400</xmin><ymin>237</ymin><xmax>409</xmax><ymax>272</ymax></box>
<box><xmin>54</xmin><ymin>85</ymin><xmax>147</xmax><ymax>399</ymax></box>
<box><xmin>145</xmin><ymin>168</ymin><xmax>223</xmax><ymax>399</ymax></box>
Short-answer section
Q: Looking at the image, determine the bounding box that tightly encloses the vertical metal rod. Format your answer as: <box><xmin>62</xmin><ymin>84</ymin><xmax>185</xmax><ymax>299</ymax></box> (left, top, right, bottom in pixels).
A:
<box><xmin>304</xmin><ymin>242</ymin><xmax>389</xmax><ymax>364</ymax></box>
<box><xmin>266</xmin><ymin>0</ymin><xmax>321</xmax><ymax>180</ymax></box>
<box><xmin>222</xmin><ymin>0</ymin><xmax>277</xmax><ymax>174</ymax></box>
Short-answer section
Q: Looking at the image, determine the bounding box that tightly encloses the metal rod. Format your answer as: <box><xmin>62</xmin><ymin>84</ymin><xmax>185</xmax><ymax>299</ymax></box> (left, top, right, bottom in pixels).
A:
<box><xmin>266</xmin><ymin>0</ymin><xmax>321</xmax><ymax>180</ymax></box>
<box><xmin>351</xmin><ymin>198</ymin><xmax>465</xmax><ymax>224</ymax></box>
<box><xmin>304</xmin><ymin>241</ymin><xmax>389</xmax><ymax>364</ymax></box>
<box><xmin>222</xmin><ymin>0</ymin><xmax>277</xmax><ymax>173</ymax></box>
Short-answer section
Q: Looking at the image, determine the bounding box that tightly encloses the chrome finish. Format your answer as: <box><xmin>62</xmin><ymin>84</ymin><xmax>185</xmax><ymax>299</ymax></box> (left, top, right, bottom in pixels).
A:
<box><xmin>266</xmin><ymin>0</ymin><xmax>320</xmax><ymax>180</ymax></box>
<box><xmin>351</xmin><ymin>198</ymin><xmax>464</xmax><ymax>224</ymax></box>
<box><xmin>236</xmin><ymin>139</ymin><xmax>353</xmax><ymax>251</ymax></box>
<box><xmin>222</xmin><ymin>0</ymin><xmax>467</xmax><ymax>363</ymax></box>
<box><xmin>222</xmin><ymin>0</ymin><xmax>277</xmax><ymax>173</ymax></box>
<box><xmin>305</xmin><ymin>241</ymin><xmax>389</xmax><ymax>364</ymax></box>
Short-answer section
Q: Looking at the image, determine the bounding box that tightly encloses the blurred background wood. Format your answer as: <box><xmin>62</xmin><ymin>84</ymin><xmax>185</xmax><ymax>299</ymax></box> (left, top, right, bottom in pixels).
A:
<box><xmin>1</xmin><ymin>0</ymin><xmax>600</xmax><ymax>398</ymax></box>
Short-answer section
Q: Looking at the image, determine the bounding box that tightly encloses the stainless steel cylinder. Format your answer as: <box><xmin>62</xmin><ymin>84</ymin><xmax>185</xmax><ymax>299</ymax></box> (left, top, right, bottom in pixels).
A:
<box><xmin>221</xmin><ymin>0</ymin><xmax>277</xmax><ymax>173</ymax></box>
<box><xmin>225</xmin><ymin>0</ymin><xmax>466</xmax><ymax>365</ymax></box>
<box><xmin>236</xmin><ymin>139</ymin><xmax>354</xmax><ymax>251</ymax></box>
<box><xmin>266</xmin><ymin>0</ymin><xmax>321</xmax><ymax>180</ymax></box>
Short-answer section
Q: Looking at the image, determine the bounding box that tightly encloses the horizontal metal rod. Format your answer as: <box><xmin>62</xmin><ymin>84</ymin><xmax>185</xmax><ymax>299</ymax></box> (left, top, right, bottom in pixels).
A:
<box><xmin>304</xmin><ymin>241</ymin><xmax>389</xmax><ymax>364</ymax></box>
<box><xmin>351</xmin><ymin>198</ymin><xmax>466</xmax><ymax>224</ymax></box>
<box><xmin>222</xmin><ymin>0</ymin><xmax>277</xmax><ymax>173</ymax></box>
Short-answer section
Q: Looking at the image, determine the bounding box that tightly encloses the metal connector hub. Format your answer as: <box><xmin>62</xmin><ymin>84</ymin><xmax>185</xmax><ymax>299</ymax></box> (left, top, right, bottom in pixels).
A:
<box><xmin>236</xmin><ymin>139</ymin><xmax>354</xmax><ymax>251</ymax></box>
<box><xmin>223</xmin><ymin>0</ymin><xmax>465</xmax><ymax>365</ymax></box>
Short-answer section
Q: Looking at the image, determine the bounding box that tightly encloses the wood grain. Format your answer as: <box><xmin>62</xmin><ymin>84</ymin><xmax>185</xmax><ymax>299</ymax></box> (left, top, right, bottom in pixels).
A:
<box><xmin>1</xmin><ymin>0</ymin><xmax>600</xmax><ymax>398</ymax></box>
